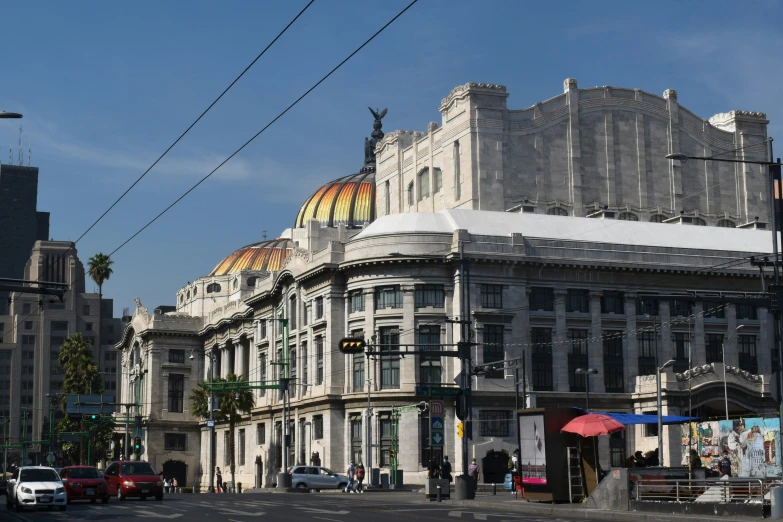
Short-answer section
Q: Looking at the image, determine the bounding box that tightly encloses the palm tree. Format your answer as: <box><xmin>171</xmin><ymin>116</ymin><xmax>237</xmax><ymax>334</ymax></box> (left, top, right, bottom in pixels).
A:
<box><xmin>190</xmin><ymin>373</ymin><xmax>254</xmax><ymax>491</ymax></box>
<box><xmin>87</xmin><ymin>253</ymin><xmax>114</xmax><ymax>374</ymax></box>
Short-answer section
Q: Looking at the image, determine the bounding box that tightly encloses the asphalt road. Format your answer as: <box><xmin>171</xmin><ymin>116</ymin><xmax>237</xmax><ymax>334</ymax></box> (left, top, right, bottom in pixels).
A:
<box><xmin>0</xmin><ymin>491</ymin><xmax>652</xmax><ymax>522</ymax></box>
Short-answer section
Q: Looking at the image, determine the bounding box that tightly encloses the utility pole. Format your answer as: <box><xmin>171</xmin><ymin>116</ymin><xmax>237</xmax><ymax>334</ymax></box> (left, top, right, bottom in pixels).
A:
<box><xmin>2</xmin><ymin>417</ymin><xmax>7</xmax><ymax>478</ymax></box>
<box><xmin>365</xmin><ymin>365</ymin><xmax>373</xmax><ymax>488</ymax></box>
<box><xmin>514</xmin><ymin>367</ymin><xmax>522</xmax><ymax>498</ymax></box>
<box><xmin>21</xmin><ymin>411</ymin><xmax>28</xmax><ymax>465</ymax></box>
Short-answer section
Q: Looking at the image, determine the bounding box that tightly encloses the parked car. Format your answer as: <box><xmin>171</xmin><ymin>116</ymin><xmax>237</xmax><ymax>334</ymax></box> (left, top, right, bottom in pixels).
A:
<box><xmin>60</xmin><ymin>466</ymin><xmax>109</xmax><ymax>504</ymax></box>
<box><xmin>288</xmin><ymin>466</ymin><xmax>349</xmax><ymax>491</ymax></box>
<box><xmin>5</xmin><ymin>466</ymin><xmax>67</xmax><ymax>511</ymax></box>
<box><xmin>103</xmin><ymin>461</ymin><xmax>163</xmax><ymax>501</ymax></box>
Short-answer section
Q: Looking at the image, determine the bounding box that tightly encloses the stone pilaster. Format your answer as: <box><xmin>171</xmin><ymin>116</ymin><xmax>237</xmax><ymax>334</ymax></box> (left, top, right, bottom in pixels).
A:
<box><xmin>624</xmin><ymin>293</ymin><xmax>638</xmax><ymax>391</ymax></box>
<box><xmin>564</xmin><ymin>78</ymin><xmax>583</xmax><ymax>213</ymax></box>
<box><xmin>589</xmin><ymin>292</ymin><xmax>605</xmax><ymax>393</ymax></box>
<box><xmin>693</xmin><ymin>303</ymin><xmax>705</xmax><ymax>366</ymax></box>
<box><xmin>401</xmin><ymin>285</ymin><xmax>416</xmax><ymax>391</ymax></box>
<box><xmin>659</xmin><ymin>301</ymin><xmax>672</xmax><ymax>363</ymax></box>
<box><xmin>664</xmin><ymin>89</ymin><xmax>682</xmax><ymax>212</ymax></box>
<box><xmin>554</xmin><ymin>289</ymin><xmax>568</xmax><ymax>391</ymax></box>
<box><xmin>725</xmin><ymin>305</ymin><xmax>739</xmax><ymax>367</ymax></box>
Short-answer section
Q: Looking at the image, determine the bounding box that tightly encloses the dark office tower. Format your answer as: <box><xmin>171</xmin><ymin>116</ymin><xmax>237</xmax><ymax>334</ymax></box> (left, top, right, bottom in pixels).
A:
<box><xmin>0</xmin><ymin>165</ymin><xmax>50</xmax><ymax>314</ymax></box>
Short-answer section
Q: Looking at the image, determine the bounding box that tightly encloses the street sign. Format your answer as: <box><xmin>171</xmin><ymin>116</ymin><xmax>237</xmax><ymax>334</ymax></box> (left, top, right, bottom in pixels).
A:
<box><xmin>206</xmin><ymin>419</ymin><xmax>215</xmax><ymax>429</ymax></box>
<box><xmin>416</xmin><ymin>386</ymin><xmax>470</xmax><ymax>397</ymax></box>
<box><xmin>431</xmin><ymin>431</ymin><xmax>444</xmax><ymax>446</ymax></box>
<box><xmin>65</xmin><ymin>394</ymin><xmax>115</xmax><ymax>415</ymax></box>
<box><xmin>431</xmin><ymin>416</ymin><xmax>444</xmax><ymax>430</ymax></box>
<box><xmin>453</xmin><ymin>369</ymin><xmax>468</xmax><ymax>389</ymax></box>
<box><xmin>430</xmin><ymin>400</ymin><xmax>444</xmax><ymax>415</ymax></box>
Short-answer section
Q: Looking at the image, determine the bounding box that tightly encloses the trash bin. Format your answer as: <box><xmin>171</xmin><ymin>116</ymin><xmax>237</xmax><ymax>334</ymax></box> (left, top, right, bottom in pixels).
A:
<box><xmin>380</xmin><ymin>473</ymin><xmax>389</xmax><ymax>489</ymax></box>
<box><xmin>371</xmin><ymin>468</ymin><xmax>380</xmax><ymax>488</ymax></box>
<box><xmin>772</xmin><ymin>487</ymin><xmax>783</xmax><ymax>519</ymax></box>
<box><xmin>237</xmin><ymin>482</ymin><xmax>242</xmax><ymax>494</ymax></box>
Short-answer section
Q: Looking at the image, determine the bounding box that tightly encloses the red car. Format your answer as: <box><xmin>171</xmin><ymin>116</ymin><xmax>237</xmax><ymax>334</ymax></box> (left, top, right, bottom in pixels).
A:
<box><xmin>60</xmin><ymin>466</ymin><xmax>109</xmax><ymax>504</ymax></box>
<box><xmin>103</xmin><ymin>461</ymin><xmax>163</xmax><ymax>501</ymax></box>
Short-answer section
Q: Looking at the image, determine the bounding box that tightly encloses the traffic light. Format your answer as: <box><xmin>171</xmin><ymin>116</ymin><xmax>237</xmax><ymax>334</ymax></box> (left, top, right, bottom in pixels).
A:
<box><xmin>83</xmin><ymin>414</ymin><xmax>101</xmax><ymax>422</ymax></box>
<box><xmin>133</xmin><ymin>436</ymin><xmax>142</xmax><ymax>454</ymax></box>
<box><xmin>338</xmin><ymin>337</ymin><xmax>366</xmax><ymax>355</ymax></box>
<box><xmin>457</xmin><ymin>422</ymin><xmax>464</xmax><ymax>438</ymax></box>
<box><xmin>416</xmin><ymin>401</ymin><xmax>428</xmax><ymax>413</ymax></box>
<box><xmin>455</xmin><ymin>390</ymin><xmax>466</xmax><ymax>421</ymax></box>
<box><xmin>390</xmin><ymin>450</ymin><xmax>396</xmax><ymax>460</ymax></box>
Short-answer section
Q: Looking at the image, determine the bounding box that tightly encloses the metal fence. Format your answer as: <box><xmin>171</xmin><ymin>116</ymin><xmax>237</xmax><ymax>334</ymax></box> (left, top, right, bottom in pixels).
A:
<box><xmin>633</xmin><ymin>477</ymin><xmax>771</xmax><ymax>503</ymax></box>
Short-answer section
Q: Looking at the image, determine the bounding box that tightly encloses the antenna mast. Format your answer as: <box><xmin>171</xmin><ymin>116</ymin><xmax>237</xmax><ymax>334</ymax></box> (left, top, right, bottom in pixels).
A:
<box><xmin>17</xmin><ymin>125</ymin><xmax>23</xmax><ymax>166</ymax></box>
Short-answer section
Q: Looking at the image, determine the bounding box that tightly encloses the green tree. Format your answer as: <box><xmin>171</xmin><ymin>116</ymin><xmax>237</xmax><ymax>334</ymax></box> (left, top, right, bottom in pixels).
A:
<box><xmin>55</xmin><ymin>333</ymin><xmax>112</xmax><ymax>465</ymax></box>
<box><xmin>190</xmin><ymin>373</ymin><xmax>254</xmax><ymax>491</ymax></box>
<box><xmin>87</xmin><ymin>253</ymin><xmax>114</xmax><ymax>374</ymax></box>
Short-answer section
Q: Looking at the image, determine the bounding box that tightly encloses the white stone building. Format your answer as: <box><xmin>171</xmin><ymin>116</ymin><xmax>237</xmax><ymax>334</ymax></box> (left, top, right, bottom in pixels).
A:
<box><xmin>116</xmin><ymin>79</ymin><xmax>776</xmax><ymax>489</ymax></box>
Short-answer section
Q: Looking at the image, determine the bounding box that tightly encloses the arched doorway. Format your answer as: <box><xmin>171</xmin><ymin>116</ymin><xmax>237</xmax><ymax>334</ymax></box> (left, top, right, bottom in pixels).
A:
<box><xmin>162</xmin><ymin>460</ymin><xmax>187</xmax><ymax>487</ymax></box>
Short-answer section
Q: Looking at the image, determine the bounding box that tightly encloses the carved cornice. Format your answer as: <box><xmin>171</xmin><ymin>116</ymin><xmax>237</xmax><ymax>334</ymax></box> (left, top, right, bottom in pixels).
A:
<box><xmin>709</xmin><ymin>111</ymin><xmax>769</xmax><ymax>127</ymax></box>
<box><xmin>440</xmin><ymin>82</ymin><xmax>507</xmax><ymax>111</ymax></box>
<box><xmin>675</xmin><ymin>363</ymin><xmax>762</xmax><ymax>384</ymax></box>
<box><xmin>375</xmin><ymin>130</ymin><xmax>425</xmax><ymax>155</ymax></box>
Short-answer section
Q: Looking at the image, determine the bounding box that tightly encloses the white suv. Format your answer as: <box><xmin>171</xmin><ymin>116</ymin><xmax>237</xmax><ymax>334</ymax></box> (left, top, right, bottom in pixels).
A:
<box><xmin>6</xmin><ymin>466</ymin><xmax>67</xmax><ymax>512</ymax></box>
<box><xmin>288</xmin><ymin>466</ymin><xmax>349</xmax><ymax>491</ymax></box>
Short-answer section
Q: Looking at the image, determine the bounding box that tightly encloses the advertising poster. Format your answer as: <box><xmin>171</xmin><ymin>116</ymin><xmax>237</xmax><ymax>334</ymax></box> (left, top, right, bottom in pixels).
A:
<box><xmin>518</xmin><ymin>414</ymin><xmax>547</xmax><ymax>484</ymax></box>
<box><xmin>680</xmin><ymin>417</ymin><xmax>780</xmax><ymax>477</ymax></box>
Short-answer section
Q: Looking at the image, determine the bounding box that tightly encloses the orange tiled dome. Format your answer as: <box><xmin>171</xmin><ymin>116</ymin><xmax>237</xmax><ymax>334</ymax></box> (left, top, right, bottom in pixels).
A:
<box><xmin>295</xmin><ymin>171</ymin><xmax>375</xmax><ymax>229</ymax></box>
<box><xmin>208</xmin><ymin>238</ymin><xmax>294</xmax><ymax>276</ymax></box>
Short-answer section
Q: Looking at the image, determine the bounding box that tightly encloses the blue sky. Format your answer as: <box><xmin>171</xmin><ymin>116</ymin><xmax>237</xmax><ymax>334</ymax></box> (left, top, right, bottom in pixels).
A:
<box><xmin>1</xmin><ymin>0</ymin><xmax>781</xmax><ymax>314</ymax></box>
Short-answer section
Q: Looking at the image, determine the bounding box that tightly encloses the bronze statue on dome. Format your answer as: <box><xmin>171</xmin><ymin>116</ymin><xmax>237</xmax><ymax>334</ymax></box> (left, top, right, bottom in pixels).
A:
<box><xmin>364</xmin><ymin>107</ymin><xmax>387</xmax><ymax>165</ymax></box>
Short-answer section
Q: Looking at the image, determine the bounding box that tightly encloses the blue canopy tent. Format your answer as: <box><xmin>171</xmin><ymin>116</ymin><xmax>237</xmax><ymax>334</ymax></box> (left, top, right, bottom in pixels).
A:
<box><xmin>572</xmin><ymin>408</ymin><xmax>695</xmax><ymax>425</ymax></box>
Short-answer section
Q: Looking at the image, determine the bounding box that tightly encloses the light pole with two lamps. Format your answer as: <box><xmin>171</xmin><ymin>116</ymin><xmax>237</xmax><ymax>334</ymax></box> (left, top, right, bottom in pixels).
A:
<box><xmin>722</xmin><ymin>325</ymin><xmax>745</xmax><ymax>421</ymax></box>
<box><xmin>657</xmin><ymin>359</ymin><xmax>676</xmax><ymax>467</ymax></box>
<box><xmin>191</xmin><ymin>348</ymin><xmax>217</xmax><ymax>492</ymax></box>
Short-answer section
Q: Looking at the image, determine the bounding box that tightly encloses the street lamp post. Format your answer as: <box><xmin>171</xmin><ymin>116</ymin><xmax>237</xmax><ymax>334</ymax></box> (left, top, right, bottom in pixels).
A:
<box><xmin>657</xmin><ymin>359</ymin><xmax>676</xmax><ymax>467</ymax></box>
<box><xmin>575</xmin><ymin>368</ymin><xmax>598</xmax><ymax>410</ymax></box>
<box><xmin>722</xmin><ymin>325</ymin><xmax>746</xmax><ymax>421</ymax></box>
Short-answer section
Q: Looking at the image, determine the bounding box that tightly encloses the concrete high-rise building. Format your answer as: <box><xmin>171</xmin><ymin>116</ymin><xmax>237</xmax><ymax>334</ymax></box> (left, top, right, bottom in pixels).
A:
<box><xmin>0</xmin><ymin>164</ymin><xmax>50</xmax><ymax>315</ymax></box>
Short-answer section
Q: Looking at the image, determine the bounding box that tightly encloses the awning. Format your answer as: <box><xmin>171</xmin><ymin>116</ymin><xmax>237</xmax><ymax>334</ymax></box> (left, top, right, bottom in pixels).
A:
<box><xmin>572</xmin><ymin>408</ymin><xmax>695</xmax><ymax>425</ymax></box>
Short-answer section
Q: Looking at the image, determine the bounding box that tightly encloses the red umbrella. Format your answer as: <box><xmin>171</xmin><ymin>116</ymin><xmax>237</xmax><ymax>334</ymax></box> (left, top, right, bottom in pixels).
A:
<box><xmin>561</xmin><ymin>413</ymin><xmax>625</xmax><ymax>437</ymax></box>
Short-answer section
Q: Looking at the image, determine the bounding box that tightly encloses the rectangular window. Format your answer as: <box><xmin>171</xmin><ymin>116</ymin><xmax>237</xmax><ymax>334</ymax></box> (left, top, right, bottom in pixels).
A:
<box><xmin>478</xmin><ymin>410</ymin><xmax>511</xmax><ymax>437</ymax></box>
<box><xmin>601</xmin><ymin>293</ymin><xmax>625</xmax><ymax>315</ymax></box>
<box><xmin>482</xmin><ymin>325</ymin><xmax>504</xmax><ymax>378</ymax></box>
<box><xmin>350</xmin><ymin>417</ymin><xmax>362</xmax><ymax>464</ymax></box>
<box><xmin>644</xmin><ymin>412</ymin><xmax>659</xmax><ymax>438</ymax></box>
<box><xmin>379</xmin><ymin>327</ymin><xmax>400</xmax><ymax>389</ymax></box>
<box><xmin>108</xmin><ymin>325</ymin><xmax>114</xmax><ymax>334</ymax></box>
<box><xmin>603</xmin><ymin>332</ymin><xmax>624</xmax><ymax>393</ymax></box>
<box><xmin>313</xmin><ymin>415</ymin><xmax>323</xmax><ymax>439</ymax></box>
<box><xmin>22</xmin><ymin>303</ymin><xmax>31</xmax><ymax>314</ymax></box>
<box><xmin>638</xmin><ymin>330</ymin><xmax>657</xmax><ymax>376</ymax></box>
<box><xmin>706</xmin><ymin>333</ymin><xmax>724</xmax><ymax>364</ymax></box>
<box><xmin>168</xmin><ymin>349</ymin><xmax>185</xmax><ymax>364</ymax></box>
<box><xmin>375</xmin><ymin>286</ymin><xmax>402</xmax><ymax>310</ymax></box>
<box><xmin>167</xmin><ymin>374</ymin><xmax>185</xmax><ymax>413</ymax></box>
<box><xmin>301</xmin><ymin>342</ymin><xmax>308</xmax><ymax>385</ymax></box>
<box><xmin>86</xmin><ymin>322</ymin><xmax>93</xmax><ymax>331</ymax></box>
<box><xmin>531</xmin><ymin>327</ymin><xmax>553</xmax><ymax>391</ymax></box>
<box><xmin>738</xmin><ymin>334</ymin><xmax>758</xmax><ymax>373</ymax></box>
<box><xmin>671</xmin><ymin>300</ymin><xmax>693</xmax><ymax>317</ymax></box>
<box><xmin>24</xmin><ymin>321</ymin><xmax>32</xmax><ymax>330</ymax></box>
<box><xmin>349</xmin><ymin>290</ymin><xmax>365</xmax><ymax>314</ymax></box>
<box><xmin>257</xmin><ymin>423</ymin><xmax>265</xmax><ymax>445</ymax></box>
<box><xmin>22</xmin><ymin>335</ymin><xmax>35</xmax><ymax>345</ymax></box>
<box><xmin>610</xmin><ymin>430</ymin><xmax>625</xmax><ymax>468</ymax></box>
<box><xmin>672</xmin><ymin>332</ymin><xmax>690</xmax><ymax>373</ymax></box>
<box><xmin>379</xmin><ymin>417</ymin><xmax>395</xmax><ymax>467</ymax></box>
<box><xmin>164</xmin><ymin>433</ymin><xmax>186</xmax><ymax>451</ymax></box>
<box><xmin>289</xmin><ymin>297</ymin><xmax>297</xmax><ymax>330</ymax></box>
<box><xmin>704</xmin><ymin>304</ymin><xmax>726</xmax><ymax>319</ymax></box>
<box><xmin>567</xmin><ymin>329</ymin><xmax>589</xmax><ymax>392</ymax></box>
<box><xmin>239</xmin><ymin>429</ymin><xmax>246</xmax><ymax>466</ymax></box>
<box><xmin>83</xmin><ymin>305</ymin><xmax>91</xmax><ymax>315</ymax></box>
<box><xmin>529</xmin><ymin>287</ymin><xmax>554</xmax><ymax>311</ymax></box>
<box><xmin>224</xmin><ymin>431</ymin><xmax>230</xmax><ymax>466</ymax></box>
<box><xmin>315</xmin><ymin>297</ymin><xmax>324</xmax><ymax>320</ymax></box>
<box><xmin>636</xmin><ymin>296</ymin><xmax>659</xmax><ymax>316</ymax></box>
<box><xmin>290</xmin><ymin>347</ymin><xmax>297</xmax><ymax>399</ymax></box>
<box><xmin>315</xmin><ymin>337</ymin><xmax>324</xmax><ymax>385</ymax></box>
<box><xmin>566</xmin><ymin>289</ymin><xmax>590</xmax><ymax>313</ymax></box>
<box><xmin>51</xmin><ymin>321</ymin><xmax>68</xmax><ymax>331</ymax></box>
<box><xmin>737</xmin><ymin>304</ymin><xmax>758</xmax><ymax>320</ymax></box>
<box><xmin>353</xmin><ymin>353</ymin><xmax>365</xmax><ymax>392</ymax></box>
<box><xmin>260</xmin><ymin>320</ymin><xmax>267</xmax><ymax>339</ymax></box>
<box><xmin>419</xmin><ymin>325</ymin><xmax>441</xmax><ymax>384</ymax></box>
<box><xmin>480</xmin><ymin>284</ymin><xmax>503</xmax><ymax>309</ymax></box>
<box><xmin>415</xmin><ymin>284</ymin><xmax>444</xmax><ymax>308</ymax></box>
<box><xmin>259</xmin><ymin>354</ymin><xmax>267</xmax><ymax>397</ymax></box>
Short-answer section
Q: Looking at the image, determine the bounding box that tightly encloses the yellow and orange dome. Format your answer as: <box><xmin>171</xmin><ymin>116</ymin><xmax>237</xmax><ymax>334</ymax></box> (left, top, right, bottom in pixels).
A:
<box><xmin>208</xmin><ymin>238</ymin><xmax>295</xmax><ymax>276</ymax></box>
<box><xmin>295</xmin><ymin>171</ymin><xmax>375</xmax><ymax>229</ymax></box>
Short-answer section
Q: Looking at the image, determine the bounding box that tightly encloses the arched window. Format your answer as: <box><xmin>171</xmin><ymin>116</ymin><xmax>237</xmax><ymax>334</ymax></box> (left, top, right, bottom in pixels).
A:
<box><xmin>546</xmin><ymin>207</ymin><xmax>568</xmax><ymax>216</ymax></box>
<box><xmin>207</xmin><ymin>283</ymin><xmax>222</xmax><ymax>293</ymax></box>
<box><xmin>617</xmin><ymin>212</ymin><xmax>639</xmax><ymax>221</ymax></box>
<box><xmin>233</xmin><ymin>279</ymin><xmax>238</xmax><ymax>290</ymax></box>
<box><xmin>384</xmin><ymin>180</ymin><xmax>390</xmax><ymax>215</ymax></box>
<box><xmin>649</xmin><ymin>214</ymin><xmax>667</xmax><ymax>223</ymax></box>
<box><xmin>247</xmin><ymin>277</ymin><xmax>257</xmax><ymax>288</ymax></box>
<box><xmin>717</xmin><ymin>219</ymin><xmax>736</xmax><ymax>228</ymax></box>
<box><xmin>417</xmin><ymin>169</ymin><xmax>430</xmax><ymax>201</ymax></box>
<box><xmin>179</xmin><ymin>294</ymin><xmax>184</xmax><ymax>303</ymax></box>
<box><xmin>453</xmin><ymin>141</ymin><xmax>461</xmax><ymax>200</ymax></box>
<box><xmin>193</xmin><ymin>287</ymin><xmax>197</xmax><ymax>296</ymax></box>
<box><xmin>186</xmin><ymin>291</ymin><xmax>190</xmax><ymax>300</ymax></box>
<box><xmin>693</xmin><ymin>217</ymin><xmax>707</xmax><ymax>226</ymax></box>
<box><xmin>407</xmin><ymin>182</ymin><xmax>414</xmax><ymax>206</ymax></box>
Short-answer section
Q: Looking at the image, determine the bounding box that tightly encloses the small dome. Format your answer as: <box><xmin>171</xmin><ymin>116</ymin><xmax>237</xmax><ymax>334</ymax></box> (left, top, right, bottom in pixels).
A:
<box><xmin>209</xmin><ymin>238</ymin><xmax>295</xmax><ymax>276</ymax></box>
<box><xmin>295</xmin><ymin>171</ymin><xmax>376</xmax><ymax>229</ymax></box>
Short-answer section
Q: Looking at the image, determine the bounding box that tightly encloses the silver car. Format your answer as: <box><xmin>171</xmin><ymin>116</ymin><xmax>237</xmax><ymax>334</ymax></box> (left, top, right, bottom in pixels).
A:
<box><xmin>288</xmin><ymin>466</ymin><xmax>349</xmax><ymax>491</ymax></box>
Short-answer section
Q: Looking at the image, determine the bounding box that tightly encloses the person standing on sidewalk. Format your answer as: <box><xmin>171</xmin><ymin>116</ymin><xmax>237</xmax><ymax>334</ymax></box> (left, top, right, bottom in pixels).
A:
<box><xmin>468</xmin><ymin>458</ymin><xmax>480</xmax><ymax>491</ymax></box>
<box><xmin>172</xmin><ymin>477</ymin><xmax>178</xmax><ymax>493</ymax></box>
<box><xmin>718</xmin><ymin>450</ymin><xmax>732</xmax><ymax>477</ymax></box>
<box><xmin>215</xmin><ymin>467</ymin><xmax>223</xmax><ymax>493</ymax></box>
<box><xmin>345</xmin><ymin>462</ymin><xmax>356</xmax><ymax>493</ymax></box>
<box><xmin>441</xmin><ymin>456</ymin><xmax>452</xmax><ymax>483</ymax></box>
<box><xmin>355</xmin><ymin>462</ymin><xmax>365</xmax><ymax>493</ymax></box>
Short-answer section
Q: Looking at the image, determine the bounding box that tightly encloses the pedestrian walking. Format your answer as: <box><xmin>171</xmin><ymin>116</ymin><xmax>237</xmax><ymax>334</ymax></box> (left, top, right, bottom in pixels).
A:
<box><xmin>718</xmin><ymin>450</ymin><xmax>732</xmax><ymax>477</ymax></box>
<box><xmin>163</xmin><ymin>477</ymin><xmax>170</xmax><ymax>493</ymax></box>
<box><xmin>355</xmin><ymin>462</ymin><xmax>365</xmax><ymax>493</ymax></box>
<box><xmin>215</xmin><ymin>467</ymin><xmax>223</xmax><ymax>493</ymax></box>
<box><xmin>441</xmin><ymin>456</ymin><xmax>452</xmax><ymax>482</ymax></box>
<box><xmin>172</xmin><ymin>477</ymin><xmax>178</xmax><ymax>493</ymax></box>
<box><xmin>468</xmin><ymin>458</ymin><xmax>480</xmax><ymax>491</ymax></box>
<box><xmin>427</xmin><ymin>457</ymin><xmax>441</xmax><ymax>479</ymax></box>
<box><xmin>346</xmin><ymin>461</ymin><xmax>356</xmax><ymax>493</ymax></box>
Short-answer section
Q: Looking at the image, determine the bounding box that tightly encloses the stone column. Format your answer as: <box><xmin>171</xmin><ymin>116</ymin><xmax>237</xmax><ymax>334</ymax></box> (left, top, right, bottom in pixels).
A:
<box><xmin>235</xmin><ymin>339</ymin><xmax>246</xmax><ymax>380</ymax></box>
<box><xmin>220</xmin><ymin>345</ymin><xmax>229</xmax><ymax>379</ymax></box>
<box><xmin>624</xmin><ymin>293</ymin><xmax>638</xmax><ymax>392</ymax></box>
<box><xmin>589</xmin><ymin>292</ymin><xmax>605</xmax><ymax>393</ymax></box>
<box><xmin>693</xmin><ymin>303</ymin><xmax>706</xmax><ymax>366</ymax></box>
<box><xmin>725</xmin><ymin>305</ymin><xmax>739</xmax><ymax>367</ymax></box>
<box><xmin>401</xmin><ymin>285</ymin><xmax>416</xmax><ymax>391</ymax></box>
<box><xmin>554</xmin><ymin>289</ymin><xmax>568</xmax><ymax>392</ymax></box>
<box><xmin>365</xmin><ymin>289</ymin><xmax>377</xmax><ymax>392</ymax></box>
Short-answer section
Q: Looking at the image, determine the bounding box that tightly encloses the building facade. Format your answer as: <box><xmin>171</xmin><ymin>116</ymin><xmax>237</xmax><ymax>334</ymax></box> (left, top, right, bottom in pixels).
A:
<box><xmin>0</xmin><ymin>240</ymin><xmax>122</xmax><ymax>465</ymax></box>
<box><xmin>116</xmin><ymin>79</ymin><xmax>775</xmax><ymax>488</ymax></box>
